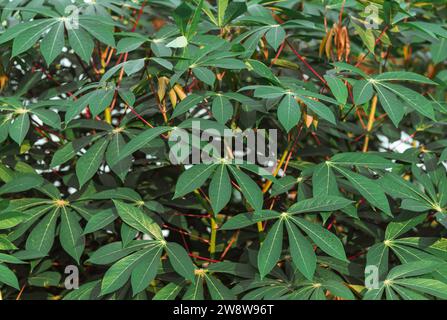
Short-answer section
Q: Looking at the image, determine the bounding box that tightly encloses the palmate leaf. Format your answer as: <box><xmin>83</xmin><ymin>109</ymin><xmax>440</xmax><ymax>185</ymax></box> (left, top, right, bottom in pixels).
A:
<box><xmin>100</xmin><ymin>247</ymin><xmax>156</xmax><ymax>296</ymax></box>
<box><xmin>289</xmin><ymin>216</ymin><xmax>347</xmax><ymax>261</ymax></box>
<box><xmin>209</xmin><ymin>164</ymin><xmax>232</xmax><ymax>215</ymax></box>
<box><xmin>265</xmin><ymin>25</ymin><xmax>286</xmax><ymax>51</ymax></box>
<box><xmin>333</xmin><ymin>166</ymin><xmax>391</xmax><ymax>216</ymax></box>
<box><xmin>174</xmin><ymin>164</ymin><xmax>217</xmax><ymax>199</ymax></box>
<box><xmin>285</xmin><ymin>219</ymin><xmax>316</xmax><ymax>280</ymax></box>
<box><xmin>59</xmin><ymin>207</ymin><xmax>85</xmax><ymax>264</ymax></box>
<box><xmin>0</xmin><ymin>263</ymin><xmax>20</xmax><ymax>290</ymax></box>
<box><xmin>40</xmin><ymin>21</ymin><xmax>64</xmax><ymax>65</ymax></box>
<box><xmin>364</xmin><ymin>261</ymin><xmax>447</xmax><ymax>300</ymax></box>
<box><xmin>67</xmin><ymin>27</ymin><xmax>95</xmax><ymax>63</ymax></box>
<box><xmin>113</xmin><ymin>200</ymin><xmax>163</xmax><ymax>240</ymax></box>
<box><xmin>228</xmin><ymin>165</ymin><xmax>264</xmax><ymax>211</ymax></box>
<box><xmin>330</xmin><ymin>152</ymin><xmax>395</xmax><ymax>169</ymax></box>
<box><xmin>353</xmin><ymin>80</ymin><xmax>374</xmax><ymax>105</ymax></box>
<box><xmin>287</xmin><ymin>195</ymin><xmax>352</xmax><ymax>214</ymax></box>
<box><xmin>184</xmin><ymin>275</ymin><xmax>204</xmax><ymax>300</ymax></box>
<box><xmin>130</xmin><ymin>244</ymin><xmax>163</xmax><ymax>295</ymax></box>
<box><xmin>0</xmin><ymin>174</ymin><xmax>43</xmax><ymax>195</ymax></box>
<box><xmin>324</xmin><ymin>75</ymin><xmax>348</xmax><ymax>105</ymax></box>
<box><xmin>211</xmin><ymin>95</ymin><xmax>233</xmax><ymax>124</ymax></box>
<box><xmin>0</xmin><ymin>0</ymin><xmax>446</xmax><ymax>302</ymax></box>
<box><xmin>277</xmin><ymin>94</ymin><xmax>301</xmax><ymax>133</ymax></box>
<box><xmin>153</xmin><ymin>282</ymin><xmax>183</xmax><ymax>300</ymax></box>
<box><xmin>8</xmin><ymin>113</ymin><xmax>30</xmax><ymax>145</ymax></box>
<box><xmin>109</xmin><ymin>126</ymin><xmax>171</xmax><ymax>166</ymax></box>
<box><xmin>258</xmin><ymin>219</ymin><xmax>283</xmax><ymax>278</ymax></box>
<box><xmin>165</xmin><ymin>242</ymin><xmax>196</xmax><ymax>283</ymax></box>
<box><xmin>205</xmin><ymin>273</ymin><xmax>236</xmax><ymax>300</ymax></box>
<box><xmin>25</xmin><ymin>207</ymin><xmax>59</xmax><ymax>256</ymax></box>
<box><xmin>76</xmin><ymin>138</ymin><xmax>109</xmax><ymax>187</ymax></box>
<box><xmin>83</xmin><ymin>209</ymin><xmax>117</xmax><ymax>235</ymax></box>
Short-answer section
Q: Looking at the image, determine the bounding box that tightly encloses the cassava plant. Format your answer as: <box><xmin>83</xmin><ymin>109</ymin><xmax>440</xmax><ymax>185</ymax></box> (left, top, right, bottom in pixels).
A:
<box><xmin>0</xmin><ymin>0</ymin><xmax>446</xmax><ymax>301</ymax></box>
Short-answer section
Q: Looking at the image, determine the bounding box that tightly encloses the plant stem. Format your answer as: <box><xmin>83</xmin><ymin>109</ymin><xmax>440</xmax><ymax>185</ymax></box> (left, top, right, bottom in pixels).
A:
<box><xmin>209</xmin><ymin>217</ymin><xmax>217</xmax><ymax>257</ymax></box>
<box><xmin>362</xmin><ymin>95</ymin><xmax>378</xmax><ymax>152</ymax></box>
<box><xmin>104</xmin><ymin>107</ymin><xmax>112</xmax><ymax>124</ymax></box>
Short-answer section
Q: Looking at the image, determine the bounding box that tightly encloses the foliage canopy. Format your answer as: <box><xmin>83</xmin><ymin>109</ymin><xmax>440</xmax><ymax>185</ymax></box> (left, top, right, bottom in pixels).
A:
<box><xmin>0</xmin><ymin>0</ymin><xmax>447</xmax><ymax>300</ymax></box>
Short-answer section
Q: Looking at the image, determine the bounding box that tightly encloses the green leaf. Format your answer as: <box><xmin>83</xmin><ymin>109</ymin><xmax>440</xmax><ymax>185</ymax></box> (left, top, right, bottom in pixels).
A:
<box><xmin>209</xmin><ymin>164</ymin><xmax>232</xmax><ymax>215</ymax></box>
<box><xmin>330</xmin><ymin>152</ymin><xmax>394</xmax><ymax>169</ymax></box>
<box><xmin>0</xmin><ymin>235</ymin><xmax>18</xmax><ymax>251</ymax></box>
<box><xmin>40</xmin><ymin>22</ymin><xmax>64</xmax><ymax>65</ymax></box>
<box><xmin>50</xmin><ymin>135</ymin><xmax>95</xmax><ymax>168</ymax></box>
<box><xmin>193</xmin><ymin>67</ymin><xmax>215</xmax><ymax>86</ymax></box>
<box><xmin>374</xmin><ymin>84</ymin><xmax>404</xmax><ymax>127</ymax></box>
<box><xmin>301</xmin><ymin>97</ymin><xmax>336</xmax><ymax>125</ymax></box>
<box><xmin>28</xmin><ymin>271</ymin><xmax>61</xmax><ymax>287</ymax></box>
<box><xmin>258</xmin><ymin>219</ymin><xmax>283</xmax><ymax>278</ymax></box>
<box><xmin>89</xmin><ymin>89</ymin><xmax>115</xmax><ymax>118</ymax></box>
<box><xmin>12</xmin><ymin>21</ymin><xmax>54</xmax><ymax>56</ymax></box>
<box><xmin>0</xmin><ymin>174</ymin><xmax>43</xmax><ymax>195</ymax></box>
<box><xmin>80</xmin><ymin>19</ymin><xmax>115</xmax><ymax>47</ymax></box>
<box><xmin>153</xmin><ymin>282</ymin><xmax>183</xmax><ymax>300</ymax></box>
<box><xmin>116</xmin><ymin>37</ymin><xmax>146</xmax><ymax>54</ymax></box>
<box><xmin>217</xmin><ymin>0</ymin><xmax>229</xmax><ymax>27</ymax></box>
<box><xmin>290</xmin><ymin>216</ymin><xmax>347</xmax><ymax>261</ymax></box>
<box><xmin>387</xmin><ymin>261</ymin><xmax>441</xmax><ymax>280</ymax></box>
<box><xmin>88</xmin><ymin>241</ymin><xmax>153</xmax><ymax>265</ymax></box>
<box><xmin>324</xmin><ymin>76</ymin><xmax>348</xmax><ymax>105</ymax></box>
<box><xmin>375</xmin><ymin>72</ymin><xmax>437</xmax><ymax>85</ymax></box>
<box><xmin>220</xmin><ymin>210</ymin><xmax>281</xmax><ymax>230</ymax></box>
<box><xmin>212</xmin><ymin>95</ymin><xmax>233</xmax><ymax>124</ymax></box>
<box><xmin>245</xmin><ymin>60</ymin><xmax>279</xmax><ymax>83</ymax></box>
<box><xmin>333</xmin><ymin>166</ymin><xmax>391</xmax><ymax>216</ymax></box>
<box><xmin>228</xmin><ymin>166</ymin><xmax>264</xmax><ymax>211</ymax></box>
<box><xmin>109</xmin><ymin>126</ymin><xmax>171</xmax><ymax>166</ymax></box>
<box><xmin>100</xmin><ymin>249</ymin><xmax>152</xmax><ymax>295</ymax></box>
<box><xmin>287</xmin><ymin>196</ymin><xmax>352</xmax><ymax>214</ymax></box>
<box><xmin>75</xmin><ymin>138</ymin><xmax>109</xmax><ymax>187</ymax></box>
<box><xmin>131</xmin><ymin>245</ymin><xmax>163</xmax><ymax>295</ymax></box>
<box><xmin>184</xmin><ymin>276</ymin><xmax>204</xmax><ymax>300</ymax></box>
<box><xmin>166</xmin><ymin>242</ymin><xmax>196</xmax><ymax>283</ymax></box>
<box><xmin>285</xmin><ymin>219</ymin><xmax>316</xmax><ymax>280</ymax></box>
<box><xmin>174</xmin><ymin>164</ymin><xmax>217</xmax><ymax>199</ymax></box>
<box><xmin>367</xmin><ymin>242</ymin><xmax>389</xmax><ymax>280</ymax></box>
<box><xmin>204</xmin><ymin>274</ymin><xmax>235</xmax><ymax>300</ymax></box>
<box><xmin>431</xmin><ymin>38</ymin><xmax>447</xmax><ymax>64</ymax></box>
<box><xmin>312</xmin><ymin>163</ymin><xmax>338</xmax><ymax>197</ymax></box>
<box><xmin>83</xmin><ymin>209</ymin><xmax>117</xmax><ymax>234</ymax></box>
<box><xmin>0</xmin><ymin>263</ymin><xmax>20</xmax><ymax>289</ymax></box>
<box><xmin>379</xmin><ymin>83</ymin><xmax>435</xmax><ymax>120</ymax></box>
<box><xmin>394</xmin><ymin>278</ymin><xmax>447</xmax><ymax>299</ymax></box>
<box><xmin>113</xmin><ymin>200</ymin><xmax>163</xmax><ymax>240</ymax></box>
<box><xmin>385</xmin><ymin>212</ymin><xmax>426</xmax><ymax>240</ymax></box>
<box><xmin>171</xmin><ymin>94</ymin><xmax>203</xmax><ymax>119</ymax></box>
<box><xmin>8</xmin><ymin>113</ymin><xmax>30</xmax><ymax>145</ymax></box>
<box><xmin>353</xmin><ymin>80</ymin><xmax>374</xmax><ymax>105</ymax></box>
<box><xmin>265</xmin><ymin>25</ymin><xmax>285</xmax><ymax>51</ymax></box>
<box><xmin>59</xmin><ymin>207</ymin><xmax>85</xmax><ymax>263</ymax></box>
<box><xmin>31</xmin><ymin>109</ymin><xmax>61</xmax><ymax>129</ymax></box>
<box><xmin>277</xmin><ymin>94</ymin><xmax>301</xmax><ymax>133</ymax></box>
<box><xmin>106</xmin><ymin>133</ymin><xmax>132</xmax><ymax>182</ymax></box>
<box><xmin>26</xmin><ymin>208</ymin><xmax>59</xmax><ymax>255</ymax></box>
<box><xmin>378</xmin><ymin>173</ymin><xmax>433</xmax><ymax>205</ymax></box>
<box><xmin>68</xmin><ymin>28</ymin><xmax>95</xmax><ymax>63</ymax></box>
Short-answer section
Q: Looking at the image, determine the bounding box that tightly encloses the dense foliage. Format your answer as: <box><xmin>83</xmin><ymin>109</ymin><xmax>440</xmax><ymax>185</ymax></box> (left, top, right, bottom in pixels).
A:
<box><xmin>0</xmin><ymin>0</ymin><xmax>447</xmax><ymax>300</ymax></box>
